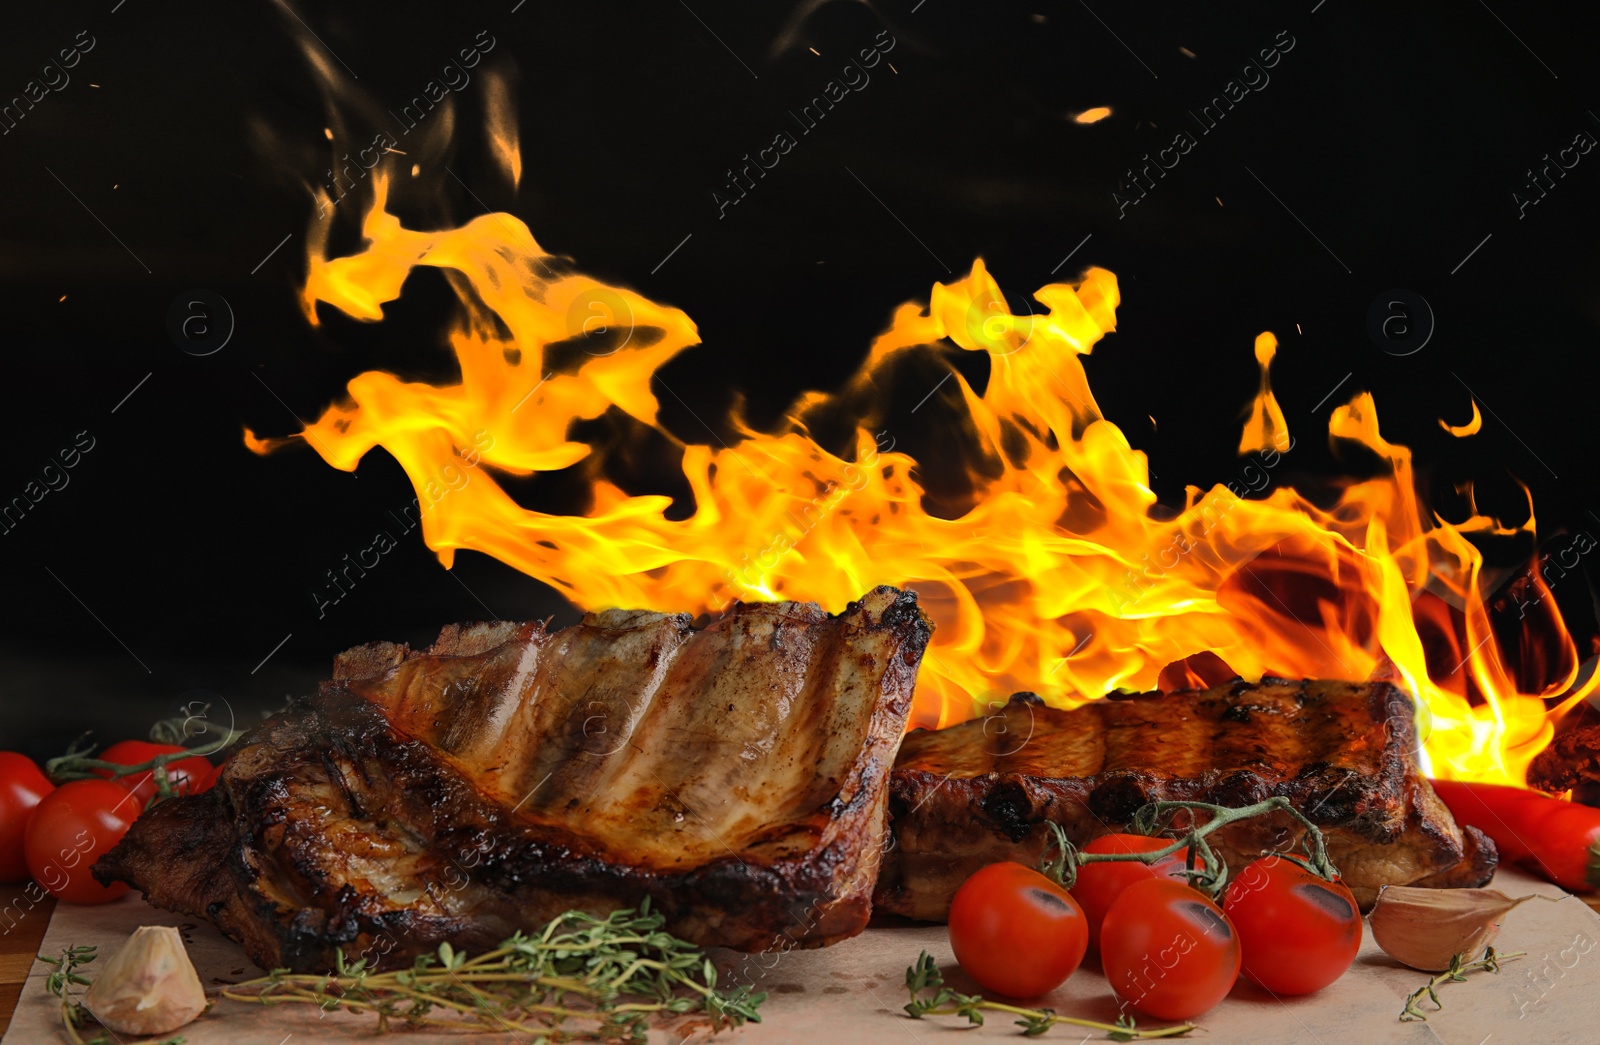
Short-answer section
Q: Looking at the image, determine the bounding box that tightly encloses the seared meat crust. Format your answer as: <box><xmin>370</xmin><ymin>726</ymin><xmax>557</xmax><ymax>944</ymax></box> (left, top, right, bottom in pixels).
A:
<box><xmin>875</xmin><ymin>678</ymin><xmax>1496</xmax><ymax>915</ymax></box>
<box><xmin>1527</xmin><ymin>701</ymin><xmax>1600</xmax><ymax>799</ymax></box>
<box><xmin>97</xmin><ymin>587</ymin><xmax>931</xmax><ymax>972</ymax></box>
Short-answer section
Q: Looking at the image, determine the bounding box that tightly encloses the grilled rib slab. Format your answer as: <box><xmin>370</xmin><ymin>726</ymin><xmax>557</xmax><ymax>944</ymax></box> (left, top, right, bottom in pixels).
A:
<box><xmin>96</xmin><ymin>586</ymin><xmax>931</xmax><ymax>972</ymax></box>
<box><xmin>874</xmin><ymin>678</ymin><xmax>1497</xmax><ymax>917</ymax></box>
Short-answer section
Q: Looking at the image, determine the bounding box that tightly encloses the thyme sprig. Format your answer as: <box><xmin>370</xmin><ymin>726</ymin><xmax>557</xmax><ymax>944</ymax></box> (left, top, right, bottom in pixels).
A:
<box><xmin>220</xmin><ymin>901</ymin><xmax>763</xmax><ymax>1040</ymax></box>
<box><xmin>904</xmin><ymin>952</ymin><xmax>1193</xmax><ymax>1040</ymax></box>
<box><xmin>38</xmin><ymin>945</ymin><xmax>187</xmax><ymax>1045</ymax></box>
<box><xmin>1399</xmin><ymin>946</ymin><xmax>1524</xmax><ymax>1022</ymax></box>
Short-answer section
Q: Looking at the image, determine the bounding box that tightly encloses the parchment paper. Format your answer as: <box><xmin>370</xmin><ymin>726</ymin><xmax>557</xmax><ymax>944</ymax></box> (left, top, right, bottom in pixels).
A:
<box><xmin>6</xmin><ymin>868</ymin><xmax>1595</xmax><ymax>1044</ymax></box>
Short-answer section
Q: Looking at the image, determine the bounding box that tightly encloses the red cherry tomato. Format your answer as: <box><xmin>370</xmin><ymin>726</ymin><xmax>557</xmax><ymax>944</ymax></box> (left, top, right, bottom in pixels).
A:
<box><xmin>24</xmin><ymin>779</ymin><xmax>140</xmax><ymax>904</ymax></box>
<box><xmin>948</xmin><ymin>861</ymin><xmax>1089</xmax><ymax>998</ymax></box>
<box><xmin>1223</xmin><ymin>855</ymin><xmax>1361</xmax><ymax>995</ymax></box>
<box><xmin>1069</xmin><ymin>834</ymin><xmax>1188</xmax><ymax>951</ymax></box>
<box><xmin>94</xmin><ymin>740</ymin><xmax>212</xmax><ymax>803</ymax></box>
<box><xmin>1101</xmin><ymin>878</ymin><xmax>1241</xmax><ymax>1020</ymax></box>
<box><xmin>0</xmin><ymin>752</ymin><xmax>55</xmax><ymax>884</ymax></box>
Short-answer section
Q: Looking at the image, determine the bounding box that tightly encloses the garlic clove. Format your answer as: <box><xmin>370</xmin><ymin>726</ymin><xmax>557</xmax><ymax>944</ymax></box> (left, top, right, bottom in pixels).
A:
<box><xmin>83</xmin><ymin>925</ymin><xmax>208</xmax><ymax>1036</ymax></box>
<box><xmin>1368</xmin><ymin>886</ymin><xmax>1540</xmax><ymax>972</ymax></box>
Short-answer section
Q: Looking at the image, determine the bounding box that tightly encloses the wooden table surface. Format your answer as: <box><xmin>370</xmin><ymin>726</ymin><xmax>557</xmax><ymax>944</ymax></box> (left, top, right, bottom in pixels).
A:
<box><xmin>3</xmin><ymin>881</ymin><xmax>1600</xmax><ymax>1041</ymax></box>
<box><xmin>0</xmin><ymin>883</ymin><xmax>56</xmax><ymax>1039</ymax></box>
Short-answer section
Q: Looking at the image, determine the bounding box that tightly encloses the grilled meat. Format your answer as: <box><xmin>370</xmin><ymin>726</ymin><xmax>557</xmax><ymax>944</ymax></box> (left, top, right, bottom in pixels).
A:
<box><xmin>1527</xmin><ymin>701</ymin><xmax>1600</xmax><ymax>802</ymax></box>
<box><xmin>874</xmin><ymin>678</ymin><xmax>1497</xmax><ymax>916</ymax></box>
<box><xmin>96</xmin><ymin>586</ymin><xmax>931</xmax><ymax>972</ymax></box>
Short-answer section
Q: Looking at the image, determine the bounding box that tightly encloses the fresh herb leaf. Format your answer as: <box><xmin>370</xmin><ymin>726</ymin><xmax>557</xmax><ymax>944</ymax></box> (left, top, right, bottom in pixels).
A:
<box><xmin>1400</xmin><ymin>946</ymin><xmax>1524</xmax><ymax>1022</ymax></box>
<box><xmin>902</xmin><ymin>954</ymin><xmax>1193</xmax><ymax>1039</ymax></box>
<box><xmin>221</xmin><ymin>904</ymin><xmax>763</xmax><ymax>1038</ymax></box>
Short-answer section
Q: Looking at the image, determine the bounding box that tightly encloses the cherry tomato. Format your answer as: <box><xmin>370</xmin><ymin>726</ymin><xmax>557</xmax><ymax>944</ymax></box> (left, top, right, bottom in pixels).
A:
<box><xmin>1223</xmin><ymin>855</ymin><xmax>1361</xmax><ymax>995</ymax></box>
<box><xmin>1101</xmin><ymin>878</ymin><xmax>1241</xmax><ymax>1020</ymax></box>
<box><xmin>24</xmin><ymin>779</ymin><xmax>140</xmax><ymax>904</ymax></box>
<box><xmin>948</xmin><ymin>861</ymin><xmax>1089</xmax><ymax>998</ymax></box>
<box><xmin>1069</xmin><ymin>834</ymin><xmax>1188</xmax><ymax>951</ymax></box>
<box><xmin>0</xmin><ymin>752</ymin><xmax>54</xmax><ymax>884</ymax></box>
<box><xmin>94</xmin><ymin>740</ymin><xmax>212</xmax><ymax>803</ymax></box>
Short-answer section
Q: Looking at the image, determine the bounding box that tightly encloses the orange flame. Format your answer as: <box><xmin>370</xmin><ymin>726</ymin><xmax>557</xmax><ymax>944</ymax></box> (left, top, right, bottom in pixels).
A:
<box><xmin>1440</xmin><ymin>399</ymin><xmax>1483</xmax><ymax>437</ymax></box>
<box><xmin>249</xmin><ymin>172</ymin><xmax>1597</xmax><ymax>788</ymax></box>
<box><xmin>1239</xmin><ymin>330</ymin><xmax>1289</xmax><ymax>455</ymax></box>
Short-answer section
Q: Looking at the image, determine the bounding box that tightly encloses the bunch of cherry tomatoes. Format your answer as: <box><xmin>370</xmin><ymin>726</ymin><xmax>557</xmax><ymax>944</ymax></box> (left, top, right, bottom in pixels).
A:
<box><xmin>947</xmin><ymin>833</ymin><xmax>1363</xmax><ymax>1020</ymax></box>
<box><xmin>0</xmin><ymin>743</ymin><xmax>224</xmax><ymax>904</ymax></box>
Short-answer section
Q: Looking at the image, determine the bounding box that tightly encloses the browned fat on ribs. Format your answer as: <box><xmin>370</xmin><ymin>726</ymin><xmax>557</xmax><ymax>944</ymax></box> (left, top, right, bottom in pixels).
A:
<box><xmin>96</xmin><ymin>587</ymin><xmax>931</xmax><ymax>973</ymax></box>
<box><xmin>874</xmin><ymin>678</ymin><xmax>1497</xmax><ymax>918</ymax></box>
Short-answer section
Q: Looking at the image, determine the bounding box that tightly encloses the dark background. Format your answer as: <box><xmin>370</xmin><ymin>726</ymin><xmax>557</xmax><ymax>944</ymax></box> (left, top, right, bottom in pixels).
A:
<box><xmin>2</xmin><ymin>1</ymin><xmax>1597</xmax><ymax>761</ymax></box>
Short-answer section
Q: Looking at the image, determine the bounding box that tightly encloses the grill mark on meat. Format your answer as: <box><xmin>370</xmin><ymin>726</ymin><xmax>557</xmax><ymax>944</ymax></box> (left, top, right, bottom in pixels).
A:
<box><xmin>619</xmin><ymin>601</ymin><xmax>830</xmax><ymax>849</ymax></box>
<box><xmin>97</xmin><ymin>586</ymin><xmax>931</xmax><ymax>973</ymax></box>
<box><xmin>345</xmin><ymin>622</ymin><xmax>550</xmax><ymax>769</ymax></box>
<box><xmin>510</xmin><ymin>611</ymin><xmax>691</xmax><ymax>810</ymax></box>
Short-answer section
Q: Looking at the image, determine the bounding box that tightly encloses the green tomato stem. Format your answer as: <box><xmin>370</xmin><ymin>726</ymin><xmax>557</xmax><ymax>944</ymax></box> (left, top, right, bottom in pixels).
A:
<box><xmin>1045</xmin><ymin>796</ymin><xmax>1339</xmax><ymax>898</ymax></box>
<box><xmin>44</xmin><ymin>722</ymin><xmax>248</xmax><ymax>801</ymax></box>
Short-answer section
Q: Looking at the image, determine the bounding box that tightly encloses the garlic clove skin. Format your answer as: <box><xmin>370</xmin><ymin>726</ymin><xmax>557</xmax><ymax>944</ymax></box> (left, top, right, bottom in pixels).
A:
<box><xmin>1368</xmin><ymin>886</ymin><xmax>1537</xmax><ymax>972</ymax></box>
<box><xmin>83</xmin><ymin>925</ymin><xmax>208</xmax><ymax>1036</ymax></box>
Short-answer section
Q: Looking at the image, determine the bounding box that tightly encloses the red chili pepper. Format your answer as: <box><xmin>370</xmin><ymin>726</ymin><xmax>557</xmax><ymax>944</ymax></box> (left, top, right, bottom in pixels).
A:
<box><xmin>1430</xmin><ymin>779</ymin><xmax>1600</xmax><ymax>893</ymax></box>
